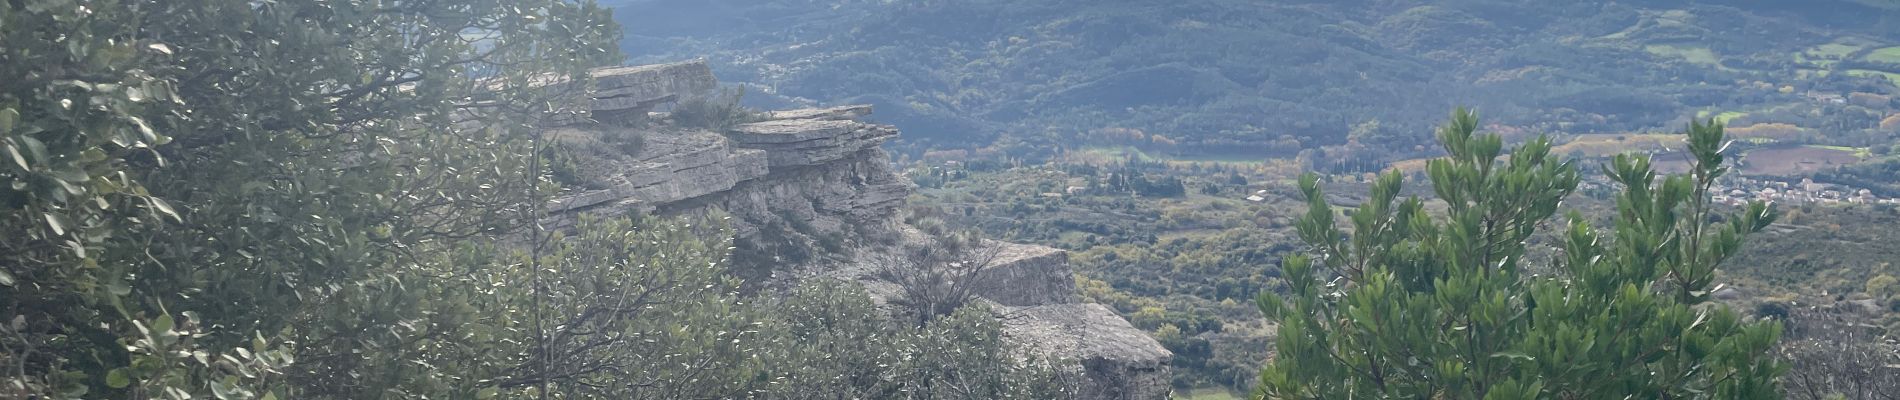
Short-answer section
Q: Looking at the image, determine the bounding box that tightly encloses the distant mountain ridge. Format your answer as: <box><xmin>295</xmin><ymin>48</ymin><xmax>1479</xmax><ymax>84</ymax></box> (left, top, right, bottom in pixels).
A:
<box><xmin>612</xmin><ymin>0</ymin><xmax>1900</xmax><ymax>157</ymax></box>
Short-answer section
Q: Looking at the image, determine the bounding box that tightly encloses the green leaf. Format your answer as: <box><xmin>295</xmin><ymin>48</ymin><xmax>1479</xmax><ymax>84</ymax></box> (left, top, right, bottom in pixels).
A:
<box><xmin>477</xmin><ymin>387</ymin><xmax>499</xmax><ymax>399</ymax></box>
<box><xmin>150</xmin><ymin>197</ymin><xmax>180</xmax><ymax>221</ymax></box>
<box><xmin>106</xmin><ymin>368</ymin><xmax>131</xmax><ymax>389</ymax></box>
<box><xmin>0</xmin><ymin>269</ymin><xmax>13</xmax><ymax>286</ymax></box>
<box><xmin>18</xmin><ymin>135</ymin><xmax>46</xmax><ymax>164</ymax></box>
<box><xmin>44</xmin><ymin>213</ymin><xmax>69</xmax><ymax>236</ymax></box>
<box><xmin>1490</xmin><ymin>351</ymin><xmax>1535</xmax><ymax>362</ymax></box>
<box><xmin>0</xmin><ymin>108</ymin><xmax>17</xmax><ymax>133</ymax></box>
<box><xmin>4</xmin><ymin>140</ymin><xmax>26</xmax><ymax>169</ymax></box>
<box><xmin>152</xmin><ymin>313</ymin><xmax>174</xmax><ymax>334</ymax></box>
<box><xmin>129</xmin><ymin>117</ymin><xmax>159</xmax><ymax>144</ymax></box>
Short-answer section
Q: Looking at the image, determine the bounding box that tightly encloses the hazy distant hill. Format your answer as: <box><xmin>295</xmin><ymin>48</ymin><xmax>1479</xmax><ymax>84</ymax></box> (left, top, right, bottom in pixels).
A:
<box><xmin>612</xmin><ymin>0</ymin><xmax>1900</xmax><ymax>156</ymax></box>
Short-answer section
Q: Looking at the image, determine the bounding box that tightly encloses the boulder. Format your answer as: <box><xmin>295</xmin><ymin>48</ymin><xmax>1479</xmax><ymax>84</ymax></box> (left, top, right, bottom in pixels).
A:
<box><xmin>548</xmin><ymin>60</ymin><xmax>719</xmax><ymax>126</ymax></box>
<box><xmin>967</xmin><ymin>242</ymin><xmax>1077</xmax><ymax>306</ymax></box>
<box><xmin>726</xmin><ymin>119</ymin><xmax>898</xmax><ymax>167</ymax></box>
<box><xmin>1001</xmin><ymin>303</ymin><xmax>1174</xmax><ymax>400</ymax></box>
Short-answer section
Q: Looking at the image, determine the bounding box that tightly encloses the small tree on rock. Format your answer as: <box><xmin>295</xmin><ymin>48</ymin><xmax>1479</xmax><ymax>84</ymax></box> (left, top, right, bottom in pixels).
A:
<box><xmin>878</xmin><ymin>219</ymin><xmax>1004</xmax><ymax>326</ymax></box>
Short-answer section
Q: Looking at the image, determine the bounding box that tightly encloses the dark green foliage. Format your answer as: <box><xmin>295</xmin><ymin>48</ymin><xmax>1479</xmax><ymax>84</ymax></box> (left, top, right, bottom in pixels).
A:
<box><xmin>0</xmin><ymin>0</ymin><xmax>614</xmax><ymax>397</ymax></box>
<box><xmin>1815</xmin><ymin>159</ymin><xmax>1900</xmax><ymax>197</ymax></box>
<box><xmin>1133</xmin><ymin>175</ymin><xmax>1188</xmax><ymax>198</ymax></box>
<box><xmin>759</xmin><ymin>281</ymin><xmax>1081</xmax><ymax>399</ymax></box>
<box><xmin>0</xmin><ymin>1</ymin><xmax>1080</xmax><ymax>397</ymax></box>
<box><xmin>1255</xmin><ymin>110</ymin><xmax>1784</xmax><ymax>398</ymax></box>
<box><xmin>618</xmin><ymin>0</ymin><xmax>1900</xmax><ymax>159</ymax></box>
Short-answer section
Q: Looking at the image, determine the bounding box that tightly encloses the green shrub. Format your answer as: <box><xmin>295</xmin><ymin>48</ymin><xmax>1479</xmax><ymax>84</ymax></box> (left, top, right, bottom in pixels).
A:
<box><xmin>670</xmin><ymin>87</ymin><xmax>763</xmax><ymax>132</ymax></box>
<box><xmin>1256</xmin><ymin>111</ymin><xmax>1784</xmax><ymax>398</ymax></box>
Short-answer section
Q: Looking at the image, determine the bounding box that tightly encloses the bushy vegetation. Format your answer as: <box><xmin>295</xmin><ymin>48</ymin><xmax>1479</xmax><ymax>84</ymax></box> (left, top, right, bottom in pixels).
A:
<box><xmin>0</xmin><ymin>1</ymin><xmax>1072</xmax><ymax>398</ymax></box>
<box><xmin>669</xmin><ymin>87</ymin><xmax>764</xmax><ymax>132</ymax></box>
<box><xmin>1255</xmin><ymin>111</ymin><xmax>1783</xmax><ymax>398</ymax></box>
<box><xmin>762</xmin><ymin>281</ymin><xmax>1081</xmax><ymax>399</ymax></box>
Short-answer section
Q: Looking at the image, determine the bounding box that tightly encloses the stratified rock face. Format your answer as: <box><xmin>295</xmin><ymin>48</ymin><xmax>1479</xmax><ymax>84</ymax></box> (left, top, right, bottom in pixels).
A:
<box><xmin>1002</xmin><ymin>303</ymin><xmax>1174</xmax><ymax>400</ymax></box>
<box><xmin>674</xmin><ymin>147</ymin><xmax>910</xmax><ymax>243</ymax></box>
<box><xmin>763</xmin><ymin>104</ymin><xmax>874</xmax><ymax>121</ymax></box>
<box><xmin>968</xmin><ymin>242</ymin><xmax>1077</xmax><ymax>307</ymax></box>
<box><xmin>541</xmin><ymin>62</ymin><xmax>1171</xmax><ymax>400</ymax></box>
<box><xmin>728</xmin><ymin>119</ymin><xmax>898</xmax><ymax>167</ymax></box>
<box><xmin>587</xmin><ymin>61</ymin><xmax>717</xmax><ymax>113</ymax></box>
<box><xmin>545</xmin><ymin>127</ymin><xmax>767</xmax><ymax>215</ymax></box>
<box><xmin>549</xmin><ymin>60</ymin><xmax>719</xmax><ymax>125</ymax></box>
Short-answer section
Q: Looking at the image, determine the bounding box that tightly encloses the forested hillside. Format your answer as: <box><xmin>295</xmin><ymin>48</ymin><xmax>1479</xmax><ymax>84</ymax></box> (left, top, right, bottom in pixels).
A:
<box><xmin>614</xmin><ymin>0</ymin><xmax>1900</xmax><ymax>158</ymax></box>
<box><xmin>593</xmin><ymin>1</ymin><xmax>1900</xmax><ymax>396</ymax></box>
<box><xmin>10</xmin><ymin>0</ymin><xmax>1900</xmax><ymax>398</ymax></box>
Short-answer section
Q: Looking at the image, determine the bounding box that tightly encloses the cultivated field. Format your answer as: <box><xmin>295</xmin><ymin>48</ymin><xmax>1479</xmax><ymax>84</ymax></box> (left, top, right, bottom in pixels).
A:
<box><xmin>1738</xmin><ymin>145</ymin><xmax>1865</xmax><ymax>176</ymax></box>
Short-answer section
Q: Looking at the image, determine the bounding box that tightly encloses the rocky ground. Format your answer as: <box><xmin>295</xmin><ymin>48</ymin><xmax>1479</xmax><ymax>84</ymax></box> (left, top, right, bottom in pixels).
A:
<box><xmin>539</xmin><ymin>60</ymin><xmax>1174</xmax><ymax>399</ymax></box>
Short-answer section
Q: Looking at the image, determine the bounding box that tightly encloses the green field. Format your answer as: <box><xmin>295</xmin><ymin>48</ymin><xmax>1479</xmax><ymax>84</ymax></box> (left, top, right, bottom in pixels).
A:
<box><xmin>1808</xmin><ymin>144</ymin><xmax>1874</xmax><ymax>158</ymax></box>
<box><xmin>1795</xmin><ymin>43</ymin><xmax>1863</xmax><ymax>68</ymax></box>
<box><xmin>1812</xmin><ymin>43</ymin><xmax>1865</xmax><ymax>58</ymax></box>
<box><xmin>1846</xmin><ymin>69</ymin><xmax>1900</xmax><ymax>86</ymax></box>
<box><xmin>1645</xmin><ymin>44</ymin><xmax>1721</xmax><ymax>66</ymax></box>
<box><xmin>1864</xmin><ymin>46</ymin><xmax>1900</xmax><ymax>64</ymax></box>
<box><xmin>1697</xmin><ymin>110</ymin><xmax>1748</xmax><ymax>124</ymax></box>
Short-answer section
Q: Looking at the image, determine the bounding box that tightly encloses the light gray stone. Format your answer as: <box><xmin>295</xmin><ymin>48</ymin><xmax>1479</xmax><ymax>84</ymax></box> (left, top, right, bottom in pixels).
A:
<box><xmin>764</xmin><ymin>105</ymin><xmax>875</xmax><ymax>121</ymax></box>
<box><xmin>1001</xmin><ymin>303</ymin><xmax>1174</xmax><ymax>400</ymax></box>
<box><xmin>727</xmin><ymin>119</ymin><xmax>897</xmax><ymax>167</ymax></box>
<box><xmin>968</xmin><ymin>242</ymin><xmax>1077</xmax><ymax>306</ymax></box>
<box><xmin>587</xmin><ymin>61</ymin><xmax>718</xmax><ymax>111</ymax></box>
<box><xmin>535</xmin><ymin>62</ymin><xmax>1171</xmax><ymax>400</ymax></box>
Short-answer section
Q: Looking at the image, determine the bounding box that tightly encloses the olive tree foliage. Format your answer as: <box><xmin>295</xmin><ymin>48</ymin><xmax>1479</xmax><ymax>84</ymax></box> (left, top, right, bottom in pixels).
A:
<box><xmin>0</xmin><ymin>0</ymin><xmax>655</xmax><ymax>398</ymax></box>
<box><xmin>759</xmin><ymin>281</ymin><xmax>1081</xmax><ymax>399</ymax></box>
<box><xmin>499</xmin><ymin>215</ymin><xmax>766</xmax><ymax>399</ymax></box>
<box><xmin>1255</xmin><ymin>110</ymin><xmax>1784</xmax><ymax>399</ymax></box>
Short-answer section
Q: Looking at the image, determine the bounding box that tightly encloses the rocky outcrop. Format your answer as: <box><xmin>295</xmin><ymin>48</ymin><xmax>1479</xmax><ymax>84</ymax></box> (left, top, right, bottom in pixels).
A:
<box><xmin>727</xmin><ymin>119</ymin><xmax>898</xmax><ymax>167</ymax></box>
<box><xmin>545</xmin><ymin>127</ymin><xmax>767</xmax><ymax>215</ymax></box>
<box><xmin>541</xmin><ymin>61</ymin><xmax>1171</xmax><ymax>400</ymax></box>
<box><xmin>967</xmin><ymin>242</ymin><xmax>1077</xmax><ymax>307</ymax></box>
<box><xmin>763</xmin><ymin>104</ymin><xmax>874</xmax><ymax>121</ymax></box>
<box><xmin>1002</xmin><ymin>303</ymin><xmax>1174</xmax><ymax>400</ymax></box>
<box><xmin>550</xmin><ymin>60</ymin><xmax>719</xmax><ymax>125</ymax></box>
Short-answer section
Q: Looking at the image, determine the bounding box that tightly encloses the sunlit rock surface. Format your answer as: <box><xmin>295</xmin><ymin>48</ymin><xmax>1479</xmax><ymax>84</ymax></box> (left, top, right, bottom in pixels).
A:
<box><xmin>541</xmin><ymin>61</ymin><xmax>1171</xmax><ymax>399</ymax></box>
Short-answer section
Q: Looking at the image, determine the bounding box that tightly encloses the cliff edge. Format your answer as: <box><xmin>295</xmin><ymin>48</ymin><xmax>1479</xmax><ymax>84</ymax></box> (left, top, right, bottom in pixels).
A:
<box><xmin>540</xmin><ymin>60</ymin><xmax>1172</xmax><ymax>399</ymax></box>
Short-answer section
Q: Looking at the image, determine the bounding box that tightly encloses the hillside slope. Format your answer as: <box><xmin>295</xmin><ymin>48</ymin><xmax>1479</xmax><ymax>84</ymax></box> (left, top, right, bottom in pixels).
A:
<box><xmin>612</xmin><ymin>0</ymin><xmax>1900</xmax><ymax>157</ymax></box>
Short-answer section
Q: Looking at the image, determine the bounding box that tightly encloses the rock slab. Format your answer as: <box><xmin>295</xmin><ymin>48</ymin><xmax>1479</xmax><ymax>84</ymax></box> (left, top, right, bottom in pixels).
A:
<box><xmin>541</xmin><ymin>62</ymin><xmax>1173</xmax><ymax>400</ymax></box>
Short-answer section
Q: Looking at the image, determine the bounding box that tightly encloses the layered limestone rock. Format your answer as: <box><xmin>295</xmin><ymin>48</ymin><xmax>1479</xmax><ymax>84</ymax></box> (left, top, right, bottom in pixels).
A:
<box><xmin>727</xmin><ymin>119</ymin><xmax>899</xmax><ymax>167</ymax></box>
<box><xmin>966</xmin><ymin>242</ymin><xmax>1077</xmax><ymax>307</ymax></box>
<box><xmin>545</xmin><ymin>127</ymin><xmax>767</xmax><ymax>216</ymax></box>
<box><xmin>540</xmin><ymin>61</ymin><xmax>1171</xmax><ymax>399</ymax></box>
<box><xmin>763</xmin><ymin>104</ymin><xmax>874</xmax><ymax>121</ymax></box>
<box><xmin>1002</xmin><ymin>304</ymin><xmax>1174</xmax><ymax>400</ymax></box>
<box><xmin>549</xmin><ymin>60</ymin><xmax>719</xmax><ymax>125</ymax></box>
